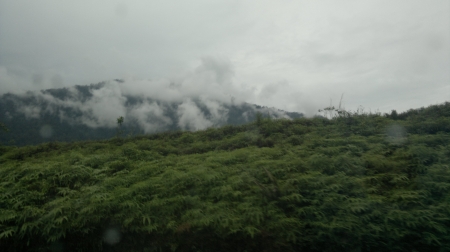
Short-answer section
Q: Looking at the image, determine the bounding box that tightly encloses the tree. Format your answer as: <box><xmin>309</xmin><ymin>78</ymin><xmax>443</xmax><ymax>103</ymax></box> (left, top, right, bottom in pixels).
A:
<box><xmin>255</xmin><ymin>112</ymin><xmax>263</xmax><ymax>127</ymax></box>
<box><xmin>116</xmin><ymin>116</ymin><xmax>124</xmax><ymax>138</ymax></box>
<box><xmin>0</xmin><ymin>122</ymin><xmax>8</xmax><ymax>132</ymax></box>
<box><xmin>390</xmin><ymin>110</ymin><xmax>398</xmax><ymax>120</ymax></box>
<box><xmin>117</xmin><ymin>116</ymin><xmax>124</xmax><ymax>126</ymax></box>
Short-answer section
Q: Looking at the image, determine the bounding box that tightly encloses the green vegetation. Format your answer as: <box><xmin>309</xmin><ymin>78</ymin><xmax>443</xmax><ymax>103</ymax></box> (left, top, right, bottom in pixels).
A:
<box><xmin>1</xmin><ymin>102</ymin><xmax>450</xmax><ymax>251</ymax></box>
<box><xmin>116</xmin><ymin>116</ymin><xmax>125</xmax><ymax>138</ymax></box>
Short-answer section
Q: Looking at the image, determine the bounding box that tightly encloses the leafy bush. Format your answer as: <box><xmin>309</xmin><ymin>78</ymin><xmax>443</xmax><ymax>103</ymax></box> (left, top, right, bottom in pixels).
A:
<box><xmin>1</xmin><ymin>103</ymin><xmax>450</xmax><ymax>251</ymax></box>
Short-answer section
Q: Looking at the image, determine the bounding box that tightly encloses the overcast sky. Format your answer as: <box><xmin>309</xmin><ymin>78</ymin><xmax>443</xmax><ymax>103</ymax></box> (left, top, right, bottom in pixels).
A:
<box><xmin>1</xmin><ymin>0</ymin><xmax>449</xmax><ymax>116</ymax></box>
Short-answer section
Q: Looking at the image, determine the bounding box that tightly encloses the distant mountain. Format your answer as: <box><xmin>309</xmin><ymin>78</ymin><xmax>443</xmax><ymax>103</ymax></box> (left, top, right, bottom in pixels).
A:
<box><xmin>0</xmin><ymin>80</ymin><xmax>304</xmax><ymax>146</ymax></box>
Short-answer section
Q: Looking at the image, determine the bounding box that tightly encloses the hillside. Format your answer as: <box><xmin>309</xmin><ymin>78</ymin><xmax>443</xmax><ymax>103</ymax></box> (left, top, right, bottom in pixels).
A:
<box><xmin>0</xmin><ymin>102</ymin><xmax>450</xmax><ymax>251</ymax></box>
<box><xmin>0</xmin><ymin>80</ymin><xmax>303</xmax><ymax>146</ymax></box>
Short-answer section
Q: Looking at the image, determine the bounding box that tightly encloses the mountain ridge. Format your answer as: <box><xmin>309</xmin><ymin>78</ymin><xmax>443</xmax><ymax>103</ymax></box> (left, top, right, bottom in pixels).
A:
<box><xmin>0</xmin><ymin>80</ymin><xmax>304</xmax><ymax>146</ymax></box>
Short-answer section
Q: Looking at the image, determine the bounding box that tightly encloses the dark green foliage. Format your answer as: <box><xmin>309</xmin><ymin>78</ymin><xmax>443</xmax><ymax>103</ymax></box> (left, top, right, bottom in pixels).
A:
<box><xmin>1</xmin><ymin>102</ymin><xmax>450</xmax><ymax>251</ymax></box>
<box><xmin>0</xmin><ymin>122</ymin><xmax>8</xmax><ymax>132</ymax></box>
<box><xmin>116</xmin><ymin>116</ymin><xmax>125</xmax><ymax>138</ymax></box>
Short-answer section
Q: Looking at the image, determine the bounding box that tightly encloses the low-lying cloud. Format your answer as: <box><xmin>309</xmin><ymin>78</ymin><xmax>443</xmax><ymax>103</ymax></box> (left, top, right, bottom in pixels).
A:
<box><xmin>128</xmin><ymin>101</ymin><xmax>172</xmax><ymax>133</ymax></box>
<box><xmin>177</xmin><ymin>99</ymin><xmax>214</xmax><ymax>131</ymax></box>
<box><xmin>3</xmin><ymin>57</ymin><xmax>299</xmax><ymax>133</ymax></box>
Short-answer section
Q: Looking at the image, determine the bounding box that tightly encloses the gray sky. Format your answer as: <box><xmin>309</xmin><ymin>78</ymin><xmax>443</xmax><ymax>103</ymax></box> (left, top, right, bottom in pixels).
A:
<box><xmin>1</xmin><ymin>0</ymin><xmax>449</xmax><ymax>116</ymax></box>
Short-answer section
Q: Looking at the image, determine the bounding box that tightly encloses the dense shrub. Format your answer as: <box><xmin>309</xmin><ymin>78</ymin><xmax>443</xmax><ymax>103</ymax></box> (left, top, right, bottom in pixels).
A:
<box><xmin>1</xmin><ymin>103</ymin><xmax>450</xmax><ymax>251</ymax></box>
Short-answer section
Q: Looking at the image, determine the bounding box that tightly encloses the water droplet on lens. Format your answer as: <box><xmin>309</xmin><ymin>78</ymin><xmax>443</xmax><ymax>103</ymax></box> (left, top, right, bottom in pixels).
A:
<box><xmin>39</xmin><ymin>125</ymin><xmax>53</xmax><ymax>138</ymax></box>
<box><xmin>385</xmin><ymin>124</ymin><xmax>406</xmax><ymax>145</ymax></box>
<box><xmin>103</xmin><ymin>227</ymin><xmax>121</xmax><ymax>245</ymax></box>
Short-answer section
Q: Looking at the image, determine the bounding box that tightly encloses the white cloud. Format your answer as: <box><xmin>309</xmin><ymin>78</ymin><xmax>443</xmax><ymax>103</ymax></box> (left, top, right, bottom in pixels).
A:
<box><xmin>0</xmin><ymin>0</ymin><xmax>448</xmax><ymax>115</ymax></box>
<box><xmin>80</xmin><ymin>82</ymin><xmax>127</xmax><ymax>128</ymax></box>
<box><xmin>201</xmin><ymin>98</ymin><xmax>229</xmax><ymax>125</ymax></box>
<box><xmin>177</xmin><ymin>99</ymin><xmax>213</xmax><ymax>131</ymax></box>
<box><xmin>127</xmin><ymin>101</ymin><xmax>172</xmax><ymax>133</ymax></box>
<box><xmin>9</xmin><ymin>83</ymin><xmax>127</xmax><ymax>128</ymax></box>
<box><xmin>18</xmin><ymin>105</ymin><xmax>41</xmax><ymax>120</ymax></box>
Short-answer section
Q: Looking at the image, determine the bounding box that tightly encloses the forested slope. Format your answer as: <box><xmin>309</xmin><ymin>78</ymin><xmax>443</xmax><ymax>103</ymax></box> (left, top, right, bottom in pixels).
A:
<box><xmin>1</xmin><ymin>102</ymin><xmax>450</xmax><ymax>251</ymax></box>
<box><xmin>0</xmin><ymin>82</ymin><xmax>303</xmax><ymax>146</ymax></box>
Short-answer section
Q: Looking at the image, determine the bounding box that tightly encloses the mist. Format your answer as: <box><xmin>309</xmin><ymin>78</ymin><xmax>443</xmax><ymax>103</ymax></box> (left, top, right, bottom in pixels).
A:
<box><xmin>0</xmin><ymin>0</ymin><xmax>449</xmax><ymax>119</ymax></box>
<box><xmin>2</xmin><ymin>57</ymin><xmax>304</xmax><ymax>134</ymax></box>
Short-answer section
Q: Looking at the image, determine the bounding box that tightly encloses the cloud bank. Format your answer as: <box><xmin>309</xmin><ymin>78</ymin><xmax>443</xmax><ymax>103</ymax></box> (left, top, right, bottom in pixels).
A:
<box><xmin>3</xmin><ymin>57</ymin><xmax>300</xmax><ymax>133</ymax></box>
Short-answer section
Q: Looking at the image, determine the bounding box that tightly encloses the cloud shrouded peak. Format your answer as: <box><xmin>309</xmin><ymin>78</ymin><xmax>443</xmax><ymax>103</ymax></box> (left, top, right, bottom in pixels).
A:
<box><xmin>2</xmin><ymin>57</ymin><xmax>303</xmax><ymax>135</ymax></box>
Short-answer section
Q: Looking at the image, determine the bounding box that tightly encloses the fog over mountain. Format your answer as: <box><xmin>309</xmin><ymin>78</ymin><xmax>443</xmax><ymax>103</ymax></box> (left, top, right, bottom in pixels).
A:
<box><xmin>1</xmin><ymin>1</ymin><xmax>449</xmax><ymax>145</ymax></box>
<box><xmin>0</xmin><ymin>76</ymin><xmax>303</xmax><ymax>146</ymax></box>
